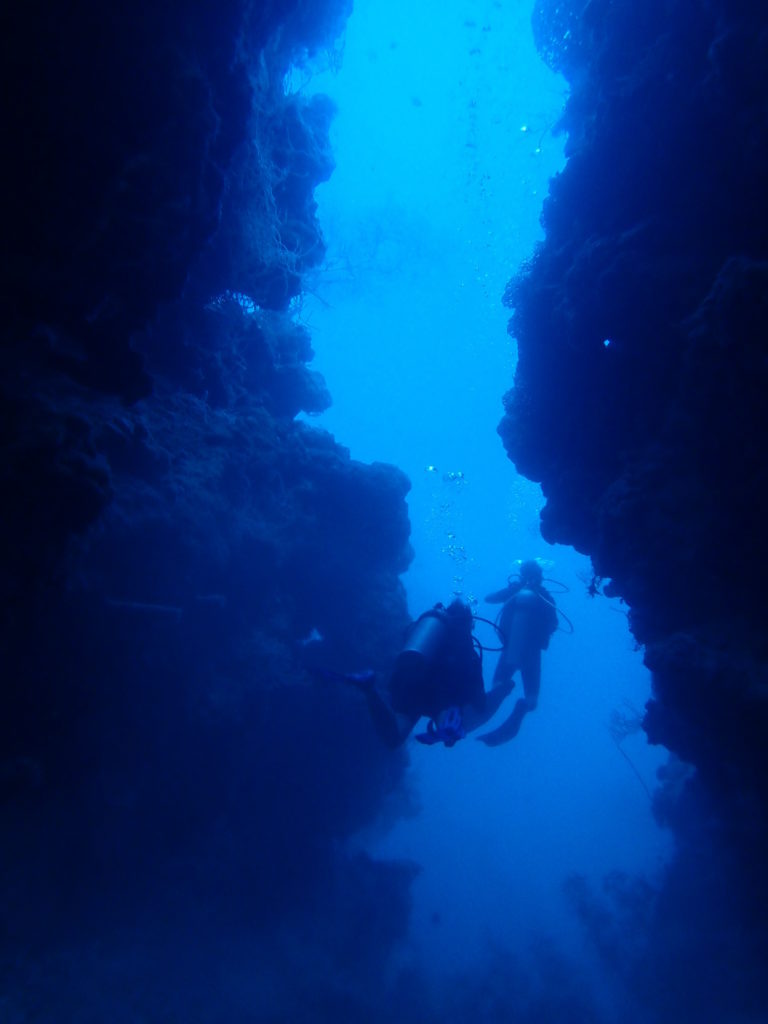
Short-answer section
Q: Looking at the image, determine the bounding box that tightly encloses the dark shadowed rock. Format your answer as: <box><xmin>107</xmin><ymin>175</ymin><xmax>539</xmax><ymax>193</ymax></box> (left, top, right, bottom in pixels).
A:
<box><xmin>504</xmin><ymin>1</ymin><xmax>768</xmax><ymax>1018</ymax></box>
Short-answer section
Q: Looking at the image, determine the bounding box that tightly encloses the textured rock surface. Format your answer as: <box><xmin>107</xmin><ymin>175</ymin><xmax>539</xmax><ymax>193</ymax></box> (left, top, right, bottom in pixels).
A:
<box><xmin>506</xmin><ymin>1</ymin><xmax>768</xmax><ymax>1017</ymax></box>
<box><xmin>0</xmin><ymin>2</ymin><xmax>420</xmax><ymax>1015</ymax></box>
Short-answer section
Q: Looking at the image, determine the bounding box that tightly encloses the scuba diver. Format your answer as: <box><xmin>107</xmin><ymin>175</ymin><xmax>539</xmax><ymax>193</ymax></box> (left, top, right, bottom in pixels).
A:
<box><xmin>476</xmin><ymin>558</ymin><xmax>559</xmax><ymax>747</ymax></box>
<box><xmin>327</xmin><ymin>599</ymin><xmax>513</xmax><ymax>748</ymax></box>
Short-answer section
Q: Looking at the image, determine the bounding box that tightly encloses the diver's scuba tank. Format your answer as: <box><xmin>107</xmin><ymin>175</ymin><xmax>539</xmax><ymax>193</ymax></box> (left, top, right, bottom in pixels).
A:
<box><xmin>499</xmin><ymin>588</ymin><xmax>541</xmax><ymax>665</ymax></box>
<box><xmin>402</xmin><ymin>606</ymin><xmax>450</xmax><ymax>660</ymax></box>
<box><xmin>512</xmin><ymin>588</ymin><xmax>541</xmax><ymax>611</ymax></box>
<box><xmin>505</xmin><ymin>589</ymin><xmax>548</xmax><ymax>667</ymax></box>
<box><xmin>390</xmin><ymin>605</ymin><xmax>451</xmax><ymax>703</ymax></box>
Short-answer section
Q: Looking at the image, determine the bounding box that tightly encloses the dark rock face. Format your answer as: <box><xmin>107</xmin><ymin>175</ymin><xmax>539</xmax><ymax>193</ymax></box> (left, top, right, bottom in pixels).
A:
<box><xmin>508</xmin><ymin>1</ymin><xmax>768</xmax><ymax>1017</ymax></box>
<box><xmin>0</xmin><ymin>2</ymin><xmax>418</xmax><ymax>1015</ymax></box>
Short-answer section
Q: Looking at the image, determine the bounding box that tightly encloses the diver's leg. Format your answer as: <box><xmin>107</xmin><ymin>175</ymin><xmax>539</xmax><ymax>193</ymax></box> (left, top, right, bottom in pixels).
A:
<box><xmin>326</xmin><ymin>669</ymin><xmax>416</xmax><ymax>747</ymax></box>
<box><xmin>492</xmin><ymin>646</ymin><xmax>517</xmax><ymax>688</ymax></box>
<box><xmin>475</xmin><ymin>649</ymin><xmax>540</xmax><ymax>746</ymax></box>
<box><xmin>365</xmin><ymin>689</ymin><xmax>418</xmax><ymax>748</ymax></box>
<box><xmin>519</xmin><ymin>651</ymin><xmax>542</xmax><ymax>711</ymax></box>
<box><xmin>462</xmin><ymin>679</ymin><xmax>514</xmax><ymax>733</ymax></box>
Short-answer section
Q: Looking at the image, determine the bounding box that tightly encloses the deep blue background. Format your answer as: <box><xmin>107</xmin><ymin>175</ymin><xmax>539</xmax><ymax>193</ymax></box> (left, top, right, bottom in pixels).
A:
<box><xmin>298</xmin><ymin>0</ymin><xmax>669</xmax><ymax>985</ymax></box>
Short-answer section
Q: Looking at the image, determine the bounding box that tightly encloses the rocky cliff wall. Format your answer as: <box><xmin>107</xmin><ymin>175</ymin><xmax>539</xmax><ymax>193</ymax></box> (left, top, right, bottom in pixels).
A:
<box><xmin>504</xmin><ymin>2</ymin><xmax>768</xmax><ymax>1017</ymax></box>
<box><xmin>0</xmin><ymin>4</ymin><xmax>419</xmax><ymax>1016</ymax></box>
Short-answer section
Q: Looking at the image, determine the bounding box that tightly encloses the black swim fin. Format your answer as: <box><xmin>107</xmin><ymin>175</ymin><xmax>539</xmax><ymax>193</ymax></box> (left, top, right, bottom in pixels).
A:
<box><xmin>476</xmin><ymin>698</ymin><xmax>528</xmax><ymax>747</ymax></box>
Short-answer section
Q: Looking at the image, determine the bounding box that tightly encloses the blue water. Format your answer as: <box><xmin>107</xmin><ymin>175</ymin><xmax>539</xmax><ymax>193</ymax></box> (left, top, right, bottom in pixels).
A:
<box><xmin>292</xmin><ymin>0</ymin><xmax>671</xmax><ymax>994</ymax></box>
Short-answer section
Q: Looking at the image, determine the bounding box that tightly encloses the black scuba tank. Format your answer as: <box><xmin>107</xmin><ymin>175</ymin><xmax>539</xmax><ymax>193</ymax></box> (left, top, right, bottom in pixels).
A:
<box><xmin>389</xmin><ymin>606</ymin><xmax>451</xmax><ymax>715</ymax></box>
<box><xmin>401</xmin><ymin>607</ymin><xmax>450</xmax><ymax>662</ymax></box>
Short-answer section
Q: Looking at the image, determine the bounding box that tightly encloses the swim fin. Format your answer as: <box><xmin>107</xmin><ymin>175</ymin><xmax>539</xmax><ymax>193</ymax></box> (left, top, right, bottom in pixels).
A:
<box><xmin>415</xmin><ymin>707</ymin><xmax>466</xmax><ymax>747</ymax></box>
<box><xmin>476</xmin><ymin>698</ymin><xmax>528</xmax><ymax>746</ymax></box>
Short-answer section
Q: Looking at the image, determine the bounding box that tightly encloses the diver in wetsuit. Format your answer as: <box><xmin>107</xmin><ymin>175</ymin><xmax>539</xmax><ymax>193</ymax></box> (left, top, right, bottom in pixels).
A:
<box><xmin>477</xmin><ymin>559</ymin><xmax>558</xmax><ymax>747</ymax></box>
<box><xmin>337</xmin><ymin>599</ymin><xmax>512</xmax><ymax>748</ymax></box>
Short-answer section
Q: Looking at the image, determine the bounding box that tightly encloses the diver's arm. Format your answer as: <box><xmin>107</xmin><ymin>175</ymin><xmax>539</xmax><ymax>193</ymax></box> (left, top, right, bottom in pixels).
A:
<box><xmin>485</xmin><ymin>585</ymin><xmax>514</xmax><ymax>603</ymax></box>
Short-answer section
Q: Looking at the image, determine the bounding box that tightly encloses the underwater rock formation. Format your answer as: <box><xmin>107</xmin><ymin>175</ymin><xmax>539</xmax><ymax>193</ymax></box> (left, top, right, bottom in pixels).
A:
<box><xmin>506</xmin><ymin>1</ymin><xmax>768</xmax><ymax>1018</ymax></box>
<box><xmin>0</xmin><ymin>1</ymin><xmax>417</xmax><ymax>1014</ymax></box>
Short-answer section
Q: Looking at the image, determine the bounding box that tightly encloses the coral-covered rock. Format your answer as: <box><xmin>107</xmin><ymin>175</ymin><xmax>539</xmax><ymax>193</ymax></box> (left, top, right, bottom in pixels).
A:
<box><xmin>0</xmin><ymin>2</ymin><xmax>416</xmax><ymax>1014</ymax></box>
<box><xmin>505</xmin><ymin>1</ymin><xmax>768</xmax><ymax>1016</ymax></box>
